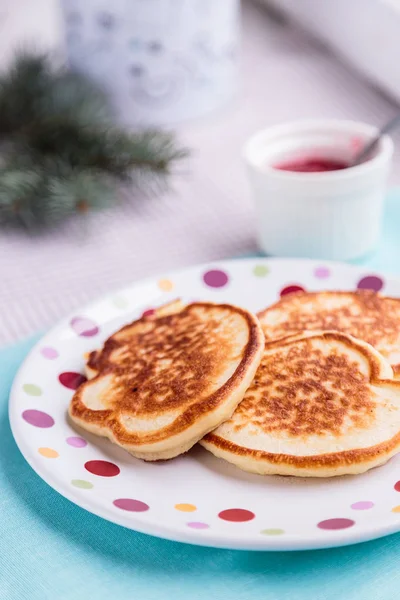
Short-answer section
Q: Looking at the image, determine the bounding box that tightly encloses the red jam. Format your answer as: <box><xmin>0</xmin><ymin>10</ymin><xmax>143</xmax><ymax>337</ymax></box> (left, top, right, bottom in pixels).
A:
<box><xmin>274</xmin><ymin>157</ymin><xmax>348</xmax><ymax>173</ymax></box>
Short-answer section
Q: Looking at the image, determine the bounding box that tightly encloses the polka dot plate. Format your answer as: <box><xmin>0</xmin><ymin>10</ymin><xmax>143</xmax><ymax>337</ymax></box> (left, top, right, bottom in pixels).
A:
<box><xmin>9</xmin><ymin>258</ymin><xmax>400</xmax><ymax>551</ymax></box>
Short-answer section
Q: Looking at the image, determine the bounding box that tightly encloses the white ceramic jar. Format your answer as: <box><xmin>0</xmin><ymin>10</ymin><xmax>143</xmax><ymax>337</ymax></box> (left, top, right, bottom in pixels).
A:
<box><xmin>244</xmin><ymin>120</ymin><xmax>394</xmax><ymax>261</ymax></box>
<box><xmin>60</xmin><ymin>0</ymin><xmax>240</xmax><ymax>126</ymax></box>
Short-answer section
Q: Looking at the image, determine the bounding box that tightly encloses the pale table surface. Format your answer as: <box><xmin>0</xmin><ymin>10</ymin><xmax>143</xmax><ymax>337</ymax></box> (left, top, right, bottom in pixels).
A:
<box><xmin>1</xmin><ymin>0</ymin><xmax>399</xmax><ymax>345</ymax></box>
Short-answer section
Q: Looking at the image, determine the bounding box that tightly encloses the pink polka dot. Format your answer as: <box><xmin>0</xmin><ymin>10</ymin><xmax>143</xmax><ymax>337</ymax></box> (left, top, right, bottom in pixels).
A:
<box><xmin>317</xmin><ymin>518</ymin><xmax>355</xmax><ymax>530</ymax></box>
<box><xmin>113</xmin><ymin>498</ymin><xmax>149</xmax><ymax>512</ymax></box>
<box><xmin>218</xmin><ymin>508</ymin><xmax>255</xmax><ymax>522</ymax></box>
<box><xmin>66</xmin><ymin>436</ymin><xmax>87</xmax><ymax>448</ymax></box>
<box><xmin>314</xmin><ymin>266</ymin><xmax>330</xmax><ymax>279</ymax></box>
<box><xmin>22</xmin><ymin>409</ymin><xmax>54</xmax><ymax>428</ymax></box>
<box><xmin>59</xmin><ymin>372</ymin><xmax>87</xmax><ymax>390</ymax></box>
<box><xmin>142</xmin><ymin>308</ymin><xmax>155</xmax><ymax>318</ymax></box>
<box><xmin>394</xmin><ymin>481</ymin><xmax>400</xmax><ymax>492</ymax></box>
<box><xmin>203</xmin><ymin>269</ymin><xmax>229</xmax><ymax>288</ymax></box>
<box><xmin>187</xmin><ymin>522</ymin><xmax>209</xmax><ymax>530</ymax></box>
<box><xmin>85</xmin><ymin>460</ymin><xmax>120</xmax><ymax>477</ymax></box>
<box><xmin>280</xmin><ymin>284</ymin><xmax>305</xmax><ymax>297</ymax></box>
<box><xmin>357</xmin><ymin>275</ymin><xmax>384</xmax><ymax>292</ymax></box>
<box><xmin>70</xmin><ymin>316</ymin><xmax>99</xmax><ymax>337</ymax></box>
<box><xmin>351</xmin><ymin>501</ymin><xmax>374</xmax><ymax>510</ymax></box>
<box><xmin>40</xmin><ymin>347</ymin><xmax>58</xmax><ymax>360</ymax></box>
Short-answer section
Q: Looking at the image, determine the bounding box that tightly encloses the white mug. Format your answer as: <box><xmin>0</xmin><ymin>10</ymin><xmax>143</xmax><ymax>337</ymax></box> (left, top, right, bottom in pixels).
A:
<box><xmin>60</xmin><ymin>0</ymin><xmax>240</xmax><ymax>126</ymax></box>
<box><xmin>243</xmin><ymin>119</ymin><xmax>394</xmax><ymax>261</ymax></box>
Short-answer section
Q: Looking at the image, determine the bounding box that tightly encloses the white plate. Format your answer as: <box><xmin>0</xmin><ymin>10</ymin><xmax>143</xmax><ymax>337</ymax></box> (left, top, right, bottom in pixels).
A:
<box><xmin>9</xmin><ymin>258</ymin><xmax>400</xmax><ymax>551</ymax></box>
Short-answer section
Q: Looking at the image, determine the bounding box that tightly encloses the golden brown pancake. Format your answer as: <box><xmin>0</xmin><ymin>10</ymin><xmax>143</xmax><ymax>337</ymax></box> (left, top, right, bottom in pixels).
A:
<box><xmin>69</xmin><ymin>300</ymin><xmax>264</xmax><ymax>460</ymax></box>
<box><xmin>201</xmin><ymin>331</ymin><xmax>400</xmax><ymax>477</ymax></box>
<box><xmin>258</xmin><ymin>290</ymin><xmax>400</xmax><ymax>376</ymax></box>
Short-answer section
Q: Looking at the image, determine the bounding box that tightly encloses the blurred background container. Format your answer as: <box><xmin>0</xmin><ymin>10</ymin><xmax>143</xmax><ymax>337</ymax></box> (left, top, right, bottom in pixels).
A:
<box><xmin>60</xmin><ymin>0</ymin><xmax>240</xmax><ymax>125</ymax></box>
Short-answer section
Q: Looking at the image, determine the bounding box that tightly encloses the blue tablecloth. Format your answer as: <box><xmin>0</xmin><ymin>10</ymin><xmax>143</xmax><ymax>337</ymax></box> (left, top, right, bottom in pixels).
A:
<box><xmin>2</xmin><ymin>190</ymin><xmax>400</xmax><ymax>600</ymax></box>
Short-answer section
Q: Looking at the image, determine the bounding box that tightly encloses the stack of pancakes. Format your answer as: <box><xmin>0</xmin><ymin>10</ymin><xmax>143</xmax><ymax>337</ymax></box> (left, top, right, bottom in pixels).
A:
<box><xmin>69</xmin><ymin>291</ymin><xmax>400</xmax><ymax>477</ymax></box>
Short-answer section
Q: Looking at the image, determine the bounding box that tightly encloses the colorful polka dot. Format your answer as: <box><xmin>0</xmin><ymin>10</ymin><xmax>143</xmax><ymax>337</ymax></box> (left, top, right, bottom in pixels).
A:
<box><xmin>142</xmin><ymin>308</ymin><xmax>155</xmax><ymax>318</ymax></box>
<box><xmin>66</xmin><ymin>436</ymin><xmax>87</xmax><ymax>448</ymax></box>
<box><xmin>23</xmin><ymin>383</ymin><xmax>42</xmax><ymax>396</ymax></box>
<box><xmin>261</xmin><ymin>528</ymin><xmax>284</xmax><ymax>535</ymax></box>
<box><xmin>175</xmin><ymin>503</ymin><xmax>196</xmax><ymax>512</ymax></box>
<box><xmin>203</xmin><ymin>269</ymin><xmax>229</xmax><ymax>288</ymax></box>
<box><xmin>40</xmin><ymin>347</ymin><xmax>59</xmax><ymax>360</ymax></box>
<box><xmin>218</xmin><ymin>508</ymin><xmax>255</xmax><ymax>522</ymax></box>
<box><xmin>85</xmin><ymin>460</ymin><xmax>120</xmax><ymax>477</ymax></box>
<box><xmin>22</xmin><ymin>409</ymin><xmax>54</xmax><ymax>428</ymax></box>
<box><xmin>280</xmin><ymin>284</ymin><xmax>305</xmax><ymax>297</ymax></box>
<box><xmin>394</xmin><ymin>481</ymin><xmax>400</xmax><ymax>492</ymax></box>
<box><xmin>70</xmin><ymin>316</ymin><xmax>99</xmax><ymax>337</ymax></box>
<box><xmin>357</xmin><ymin>275</ymin><xmax>384</xmax><ymax>292</ymax></box>
<box><xmin>113</xmin><ymin>498</ymin><xmax>149</xmax><ymax>512</ymax></box>
<box><xmin>187</xmin><ymin>522</ymin><xmax>209</xmax><ymax>530</ymax></box>
<box><xmin>158</xmin><ymin>279</ymin><xmax>174</xmax><ymax>292</ymax></box>
<box><xmin>314</xmin><ymin>266</ymin><xmax>330</xmax><ymax>279</ymax></box>
<box><xmin>253</xmin><ymin>265</ymin><xmax>269</xmax><ymax>277</ymax></box>
<box><xmin>58</xmin><ymin>372</ymin><xmax>87</xmax><ymax>390</ymax></box>
<box><xmin>392</xmin><ymin>505</ymin><xmax>400</xmax><ymax>513</ymax></box>
<box><xmin>38</xmin><ymin>447</ymin><xmax>59</xmax><ymax>458</ymax></box>
<box><xmin>317</xmin><ymin>518</ymin><xmax>355</xmax><ymax>530</ymax></box>
<box><xmin>351</xmin><ymin>501</ymin><xmax>374</xmax><ymax>510</ymax></box>
<box><xmin>71</xmin><ymin>479</ymin><xmax>93</xmax><ymax>489</ymax></box>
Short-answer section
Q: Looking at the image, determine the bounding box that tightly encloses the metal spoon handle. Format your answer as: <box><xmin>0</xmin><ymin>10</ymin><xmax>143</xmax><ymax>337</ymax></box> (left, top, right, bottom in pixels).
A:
<box><xmin>352</xmin><ymin>114</ymin><xmax>400</xmax><ymax>166</ymax></box>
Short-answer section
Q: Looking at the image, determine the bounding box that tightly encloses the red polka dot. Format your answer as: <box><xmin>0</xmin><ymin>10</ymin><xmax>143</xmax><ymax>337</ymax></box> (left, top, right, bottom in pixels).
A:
<box><xmin>85</xmin><ymin>460</ymin><xmax>120</xmax><ymax>477</ymax></box>
<box><xmin>317</xmin><ymin>518</ymin><xmax>355</xmax><ymax>530</ymax></box>
<box><xmin>59</xmin><ymin>372</ymin><xmax>87</xmax><ymax>390</ymax></box>
<box><xmin>394</xmin><ymin>481</ymin><xmax>400</xmax><ymax>492</ymax></box>
<box><xmin>113</xmin><ymin>498</ymin><xmax>149</xmax><ymax>512</ymax></box>
<box><xmin>280</xmin><ymin>284</ymin><xmax>305</xmax><ymax>297</ymax></box>
<box><xmin>203</xmin><ymin>269</ymin><xmax>229</xmax><ymax>288</ymax></box>
<box><xmin>357</xmin><ymin>275</ymin><xmax>384</xmax><ymax>292</ymax></box>
<box><xmin>218</xmin><ymin>508</ymin><xmax>255</xmax><ymax>522</ymax></box>
<box><xmin>142</xmin><ymin>308</ymin><xmax>155</xmax><ymax>318</ymax></box>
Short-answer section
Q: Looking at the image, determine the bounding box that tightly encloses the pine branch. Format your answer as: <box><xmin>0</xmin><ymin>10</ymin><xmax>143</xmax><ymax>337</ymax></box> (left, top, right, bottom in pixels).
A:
<box><xmin>0</xmin><ymin>52</ymin><xmax>113</xmax><ymax>137</ymax></box>
<box><xmin>0</xmin><ymin>156</ymin><xmax>115</xmax><ymax>229</ymax></box>
<box><xmin>0</xmin><ymin>52</ymin><xmax>188</xmax><ymax>230</ymax></box>
<box><xmin>22</xmin><ymin>124</ymin><xmax>187</xmax><ymax>177</ymax></box>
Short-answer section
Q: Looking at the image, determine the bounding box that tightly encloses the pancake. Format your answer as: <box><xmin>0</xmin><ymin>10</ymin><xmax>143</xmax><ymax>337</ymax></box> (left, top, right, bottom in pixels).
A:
<box><xmin>69</xmin><ymin>300</ymin><xmax>264</xmax><ymax>460</ymax></box>
<box><xmin>83</xmin><ymin>300</ymin><xmax>186</xmax><ymax>380</ymax></box>
<box><xmin>201</xmin><ymin>331</ymin><xmax>400</xmax><ymax>477</ymax></box>
<box><xmin>258</xmin><ymin>290</ymin><xmax>400</xmax><ymax>376</ymax></box>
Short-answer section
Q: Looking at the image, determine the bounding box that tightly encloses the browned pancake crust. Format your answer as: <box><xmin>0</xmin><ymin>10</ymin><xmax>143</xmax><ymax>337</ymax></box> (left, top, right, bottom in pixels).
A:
<box><xmin>204</xmin><ymin>331</ymin><xmax>400</xmax><ymax>470</ymax></box>
<box><xmin>70</xmin><ymin>302</ymin><xmax>263</xmax><ymax>446</ymax></box>
<box><xmin>258</xmin><ymin>290</ymin><xmax>400</xmax><ymax>375</ymax></box>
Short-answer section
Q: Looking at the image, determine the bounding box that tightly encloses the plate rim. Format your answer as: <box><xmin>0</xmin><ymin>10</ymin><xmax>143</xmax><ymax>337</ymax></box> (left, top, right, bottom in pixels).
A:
<box><xmin>9</xmin><ymin>256</ymin><xmax>400</xmax><ymax>551</ymax></box>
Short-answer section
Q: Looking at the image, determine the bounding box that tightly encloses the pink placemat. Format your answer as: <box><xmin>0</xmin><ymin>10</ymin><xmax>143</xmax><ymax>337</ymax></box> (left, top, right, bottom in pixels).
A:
<box><xmin>2</xmin><ymin>1</ymin><xmax>400</xmax><ymax>345</ymax></box>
